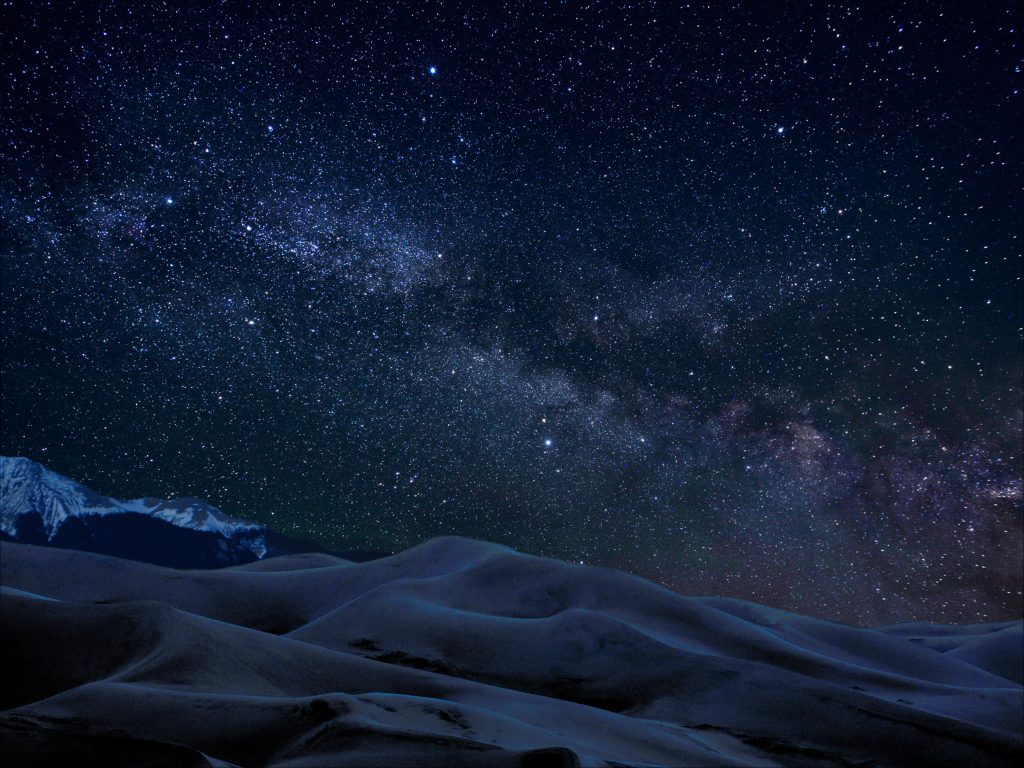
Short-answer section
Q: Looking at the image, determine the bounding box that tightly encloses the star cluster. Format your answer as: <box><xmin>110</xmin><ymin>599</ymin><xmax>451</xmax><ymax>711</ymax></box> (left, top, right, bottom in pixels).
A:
<box><xmin>2</xmin><ymin>1</ymin><xmax>1021</xmax><ymax>624</ymax></box>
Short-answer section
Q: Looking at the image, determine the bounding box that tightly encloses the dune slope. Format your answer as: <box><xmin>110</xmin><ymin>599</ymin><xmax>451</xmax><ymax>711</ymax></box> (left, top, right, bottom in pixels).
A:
<box><xmin>1</xmin><ymin>538</ymin><xmax>1021</xmax><ymax>767</ymax></box>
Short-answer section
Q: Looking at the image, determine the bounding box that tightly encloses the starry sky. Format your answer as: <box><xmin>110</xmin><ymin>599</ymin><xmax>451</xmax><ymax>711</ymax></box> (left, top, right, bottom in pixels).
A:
<box><xmin>2</xmin><ymin>1</ymin><xmax>1021</xmax><ymax>625</ymax></box>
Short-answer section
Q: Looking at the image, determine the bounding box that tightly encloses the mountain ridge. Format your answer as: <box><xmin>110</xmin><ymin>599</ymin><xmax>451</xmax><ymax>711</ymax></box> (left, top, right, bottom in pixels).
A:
<box><xmin>0</xmin><ymin>456</ymin><xmax>382</xmax><ymax>567</ymax></box>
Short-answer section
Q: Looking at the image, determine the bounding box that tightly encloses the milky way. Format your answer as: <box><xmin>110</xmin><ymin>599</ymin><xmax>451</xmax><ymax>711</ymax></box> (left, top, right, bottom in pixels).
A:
<box><xmin>2</xmin><ymin>1</ymin><xmax>1021</xmax><ymax>624</ymax></box>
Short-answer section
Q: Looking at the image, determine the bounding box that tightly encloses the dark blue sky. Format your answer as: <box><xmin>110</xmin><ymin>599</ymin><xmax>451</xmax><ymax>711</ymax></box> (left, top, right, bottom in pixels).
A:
<box><xmin>2</xmin><ymin>0</ymin><xmax>1021</xmax><ymax>624</ymax></box>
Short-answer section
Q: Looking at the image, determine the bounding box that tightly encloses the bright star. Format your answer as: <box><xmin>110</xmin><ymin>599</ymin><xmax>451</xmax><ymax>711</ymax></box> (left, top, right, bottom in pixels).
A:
<box><xmin>428</xmin><ymin>66</ymin><xmax>437</xmax><ymax>76</ymax></box>
<box><xmin>544</xmin><ymin>438</ymin><xmax>553</xmax><ymax>447</ymax></box>
<box><xmin>165</xmin><ymin>197</ymin><xmax>174</xmax><ymax>205</ymax></box>
<box><xmin>776</xmin><ymin>126</ymin><xmax>785</xmax><ymax>135</ymax></box>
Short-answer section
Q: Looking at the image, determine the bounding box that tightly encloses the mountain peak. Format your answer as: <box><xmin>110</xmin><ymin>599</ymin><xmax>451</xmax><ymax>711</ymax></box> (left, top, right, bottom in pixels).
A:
<box><xmin>0</xmin><ymin>457</ymin><xmax>377</xmax><ymax>569</ymax></box>
<box><xmin>0</xmin><ymin>456</ymin><xmax>265</xmax><ymax>559</ymax></box>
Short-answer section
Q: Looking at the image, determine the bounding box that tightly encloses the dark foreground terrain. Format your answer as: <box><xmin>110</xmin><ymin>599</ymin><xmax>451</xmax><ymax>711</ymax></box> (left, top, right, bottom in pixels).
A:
<box><xmin>1</xmin><ymin>537</ymin><xmax>1021</xmax><ymax>767</ymax></box>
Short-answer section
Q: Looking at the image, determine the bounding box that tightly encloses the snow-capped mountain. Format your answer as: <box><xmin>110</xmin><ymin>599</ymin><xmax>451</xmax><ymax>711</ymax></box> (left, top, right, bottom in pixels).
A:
<box><xmin>0</xmin><ymin>456</ymin><xmax>353</xmax><ymax>567</ymax></box>
<box><xmin>0</xmin><ymin>456</ymin><xmax>262</xmax><ymax>542</ymax></box>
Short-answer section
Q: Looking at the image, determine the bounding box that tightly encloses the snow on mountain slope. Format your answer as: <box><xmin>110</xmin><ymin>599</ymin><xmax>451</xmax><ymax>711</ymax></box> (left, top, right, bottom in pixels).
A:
<box><xmin>2</xmin><ymin>537</ymin><xmax>1021</xmax><ymax>767</ymax></box>
<box><xmin>0</xmin><ymin>456</ymin><xmax>261</xmax><ymax>540</ymax></box>
<box><xmin>0</xmin><ymin>457</ymin><xmax>384</xmax><ymax>568</ymax></box>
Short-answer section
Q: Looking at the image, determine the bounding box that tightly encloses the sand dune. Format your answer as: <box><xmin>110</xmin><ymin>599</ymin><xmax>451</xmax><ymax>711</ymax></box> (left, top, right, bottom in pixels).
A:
<box><xmin>1</xmin><ymin>538</ymin><xmax>1021</xmax><ymax>766</ymax></box>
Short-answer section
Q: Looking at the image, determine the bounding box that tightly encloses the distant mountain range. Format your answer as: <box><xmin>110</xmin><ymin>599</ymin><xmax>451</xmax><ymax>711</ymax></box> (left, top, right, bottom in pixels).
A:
<box><xmin>0</xmin><ymin>456</ymin><xmax>382</xmax><ymax>567</ymax></box>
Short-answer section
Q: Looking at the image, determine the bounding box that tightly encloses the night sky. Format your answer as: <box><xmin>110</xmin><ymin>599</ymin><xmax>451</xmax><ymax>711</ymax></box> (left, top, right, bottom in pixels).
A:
<box><xmin>2</xmin><ymin>1</ymin><xmax>1021</xmax><ymax>625</ymax></box>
